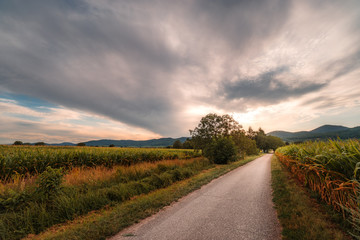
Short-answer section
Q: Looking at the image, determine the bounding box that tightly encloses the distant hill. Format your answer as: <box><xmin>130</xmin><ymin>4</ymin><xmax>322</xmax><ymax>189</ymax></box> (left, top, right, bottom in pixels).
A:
<box><xmin>83</xmin><ymin>137</ymin><xmax>188</xmax><ymax>147</ymax></box>
<box><xmin>19</xmin><ymin>137</ymin><xmax>188</xmax><ymax>147</ymax></box>
<box><xmin>49</xmin><ymin>142</ymin><xmax>76</xmax><ymax>146</ymax></box>
<box><xmin>268</xmin><ymin>125</ymin><xmax>360</xmax><ymax>142</ymax></box>
<box><xmin>310</xmin><ymin>125</ymin><xmax>349</xmax><ymax>134</ymax></box>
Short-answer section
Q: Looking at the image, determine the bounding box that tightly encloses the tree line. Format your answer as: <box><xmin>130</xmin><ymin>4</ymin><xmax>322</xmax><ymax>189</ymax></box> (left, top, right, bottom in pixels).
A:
<box><xmin>183</xmin><ymin>113</ymin><xmax>284</xmax><ymax>164</ymax></box>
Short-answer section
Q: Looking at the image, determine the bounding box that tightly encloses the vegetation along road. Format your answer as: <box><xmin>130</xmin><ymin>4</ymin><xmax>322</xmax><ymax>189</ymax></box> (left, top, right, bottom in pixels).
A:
<box><xmin>110</xmin><ymin>154</ymin><xmax>280</xmax><ymax>240</ymax></box>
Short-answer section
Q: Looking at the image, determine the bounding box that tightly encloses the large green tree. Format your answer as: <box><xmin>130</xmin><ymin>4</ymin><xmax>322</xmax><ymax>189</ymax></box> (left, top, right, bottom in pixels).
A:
<box><xmin>190</xmin><ymin>113</ymin><xmax>242</xmax><ymax>151</ymax></box>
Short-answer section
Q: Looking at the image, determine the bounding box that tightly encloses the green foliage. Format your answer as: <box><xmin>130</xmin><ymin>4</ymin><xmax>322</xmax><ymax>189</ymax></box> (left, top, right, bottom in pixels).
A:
<box><xmin>0</xmin><ymin>146</ymin><xmax>201</xmax><ymax>180</ymax></box>
<box><xmin>25</xmin><ymin>155</ymin><xmax>258</xmax><ymax>240</ymax></box>
<box><xmin>271</xmin><ymin>155</ymin><xmax>349</xmax><ymax>240</ymax></box>
<box><xmin>190</xmin><ymin>113</ymin><xmax>263</xmax><ymax>162</ymax></box>
<box><xmin>77</xmin><ymin>142</ymin><xmax>86</xmax><ymax>146</ymax></box>
<box><xmin>13</xmin><ymin>141</ymin><xmax>23</xmax><ymax>145</ymax></box>
<box><xmin>276</xmin><ymin>139</ymin><xmax>360</xmax><ymax>180</ymax></box>
<box><xmin>232</xmin><ymin>130</ymin><xmax>259</xmax><ymax>158</ymax></box>
<box><xmin>255</xmin><ymin>129</ymin><xmax>284</xmax><ymax>152</ymax></box>
<box><xmin>36</xmin><ymin>166</ymin><xmax>63</xmax><ymax>198</ymax></box>
<box><xmin>182</xmin><ymin>138</ymin><xmax>194</xmax><ymax>149</ymax></box>
<box><xmin>0</xmin><ymin>158</ymin><xmax>212</xmax><ymax>240</ymax></box>
<box><xmin>276</xmin><ymin>139</ymin><xmax>360</xmax><ymax>238</ymax></box>
<box><xmin>204</xmin><ymin>137</ymin><xmax>237</xmax><ymax>164</ymax></box>
<box><xmin>190</xmin><ymin>113</ymin><xmax>242</xmax><ymax>151</ymax></box>
<box><xmin>34</xmin><ymin>142</ymin><xmax>46</xmax><ymax>146</ymax></box>
<box><xmin>172</xmin><ymin>140</ymin><xmax>183</xmax><ymax>149</ymax></box>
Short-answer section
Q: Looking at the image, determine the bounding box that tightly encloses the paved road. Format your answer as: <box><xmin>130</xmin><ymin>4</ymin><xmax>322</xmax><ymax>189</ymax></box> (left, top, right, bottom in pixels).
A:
<box><xmin>110</xmin><ymin>154</ymin><xmax>281</xmax><ymax>240</ymax></box>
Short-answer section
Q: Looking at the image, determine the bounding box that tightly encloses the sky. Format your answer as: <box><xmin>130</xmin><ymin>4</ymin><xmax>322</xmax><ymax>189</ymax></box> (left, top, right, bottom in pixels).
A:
<box><xmin>0</xmin><ymin>0</ymin><xmax>360</xmax><ymax>144</ymax></box>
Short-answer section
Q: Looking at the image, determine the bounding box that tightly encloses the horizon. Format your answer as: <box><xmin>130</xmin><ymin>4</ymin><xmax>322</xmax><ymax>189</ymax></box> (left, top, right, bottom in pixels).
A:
<box><xmin>1</xmin><ymin>1</ymin><xmax>360</xmax><ymax>144</ymax></box>
<box><xmin>4</xmin><ymin>124</ymin><xmax>359</xmax><ymax>145</ymax></box>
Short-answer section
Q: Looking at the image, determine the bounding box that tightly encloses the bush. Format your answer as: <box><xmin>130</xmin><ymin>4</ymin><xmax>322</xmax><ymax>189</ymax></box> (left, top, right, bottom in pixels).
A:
<box><xmin>204</xmin><ymin>137</ymin><xmax>237</xmax><ymax>164</ymax></box>
<box><xmin>36</xmin><ymin>166</ymin><xmax>63</xmax><ymax>198</ymax></box>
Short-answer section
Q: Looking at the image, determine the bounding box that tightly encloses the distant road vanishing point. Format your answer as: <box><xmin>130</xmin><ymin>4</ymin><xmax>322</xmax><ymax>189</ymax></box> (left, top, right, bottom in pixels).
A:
<box><xmin>109</xmin><ymin>154</ymin><xmax>281</xmax><ymax>240</ymax></box>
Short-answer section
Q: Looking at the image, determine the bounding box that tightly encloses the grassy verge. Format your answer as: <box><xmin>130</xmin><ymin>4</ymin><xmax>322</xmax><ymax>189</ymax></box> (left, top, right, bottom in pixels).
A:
<box><xmin>271</xmin><ymin>155</ymin><xmax>351</xmax><ymax>240</ymax></box>
<box><xmin>2</xmin><ymin>158</ymin><xmax>211</xmax><ymax>240</ymax></box>
<box><xmin>24</xmin><ymin>155</ymin><xmax>260</xmax><ymax>240</ymax></box>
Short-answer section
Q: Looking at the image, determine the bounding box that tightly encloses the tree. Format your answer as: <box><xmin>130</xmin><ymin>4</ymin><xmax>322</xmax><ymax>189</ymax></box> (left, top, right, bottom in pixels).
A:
<box><xmin>172</xmin><ymin>140</ymin><xmax>182</xmax><ymax>149</ymax></box>
<box><xmin>34</xmin><ymin>142</ymin><xmax>46</xmax><ymax>146</ymax></box>
<box><xmin>77</xmin><ymin>142</ymin><xmax>86</xmax><ymax>146</ymax></box>
<box><xmin>204</xmin><ymin>137</ymin><xmax>237</xmax><ymax>164</ymax></box>
<box><xmin>190</xmin><ymin>113</ymin><xmax>242</xmax><ymax>151</ymax></box>
<box><xmin>182</xmin><ymin>138</ymin><xmax>194</xmax><ymax>149</ymax></box>
<box><xmin>255</xmin><ymin>130</ymin><xmax>269</xmax><ymax>152</ymax></box>
<box><xmin>247</xmin><ymin>127</ymin><xmax>257</xmax><ymax>140</ymax></box>
<box><xmin>13</xmin><ymin>141</ymin><xmax>23</xmax><ymax>145</ymax></box>
<box><xmin>267</xmin><ymin>136</ymin><xmax>285</xmax><ymax>150</ymax></box>
<box><xmin>232</xmin><ymin>130</ymin><xmax>258</xmax><ymax>158</ymax></box>
<box><xmin>109</xmin><ymin>144</ymin><xmax>115</xmax><ymax>147</ymax></box>
<box><xmin>254</xmin><ymin>128</ymin><xmax>284</xmax><ymax>152</ymax></box>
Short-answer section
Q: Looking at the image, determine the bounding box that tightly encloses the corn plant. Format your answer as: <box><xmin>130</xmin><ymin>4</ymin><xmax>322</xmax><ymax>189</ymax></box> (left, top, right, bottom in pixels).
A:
<box><xmin>275</xmin><ymin>139</ymin><xmax>360</xmax><ymax>214</ymax></box>
<box><xmin>0</xmin><ymin>146</ymin><xmax>201</xmax><ymax>180</ymax></box>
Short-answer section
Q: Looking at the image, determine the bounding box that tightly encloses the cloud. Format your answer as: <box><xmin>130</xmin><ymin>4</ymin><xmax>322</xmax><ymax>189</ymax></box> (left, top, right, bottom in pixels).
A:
<box><xmin>0</xmin><ymin>0</ymin><xmax>360</xmax><ymax>141</ymax></box>
<box><xmin>0</xmin><ymin>0</ymin><xmax>295</xmax><ymax>136</ymax></box>
<box><xmin>221</xmin><ymin>67</ymin><xmax>328</xmax><ymax>104</ymax></box>
<box><xmin>0</xmin><ymin>99</ymin><xmax>161</xmax><ymax>143</ymax></box>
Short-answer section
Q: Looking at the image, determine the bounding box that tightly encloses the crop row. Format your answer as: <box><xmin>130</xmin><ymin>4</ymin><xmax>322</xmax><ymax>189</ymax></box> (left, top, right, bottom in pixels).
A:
<box><xmin>275</xmin><ymin>139</ymin><xmax>359</xmax><ymax>213</ymax></box>
<box><xmin>0</xmin><ymin>146</ymin><xmax>201</xmax><ymax>180</ymax></box>
<box><xmin>0</xmin><ymin>157</ymin><xmax>211</xmax><ymax>240</ymax></box>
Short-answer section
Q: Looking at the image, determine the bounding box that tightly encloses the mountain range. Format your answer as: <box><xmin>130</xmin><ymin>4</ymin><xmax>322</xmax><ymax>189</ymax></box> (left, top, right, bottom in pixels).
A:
<box><xmin>268</xmin><ymin>125</ymin><xmax>360</xmax><ymax>142</ymax></box>
<box><xmin>47</xmin><ymin>137</ymin><xmax>188</xmax><ymax>147</ymax></box>
<box><xmin>16</xmin><ymin>124</ymin><xmax>360</xmax><ymax>146</ymax></box>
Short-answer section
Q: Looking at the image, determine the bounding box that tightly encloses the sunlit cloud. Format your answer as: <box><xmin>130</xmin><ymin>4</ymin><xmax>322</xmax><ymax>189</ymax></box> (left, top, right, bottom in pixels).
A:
<box><xmin>0</xmin><ymin>0</ymin><xmax>359</xmax><ymax>143</ymax></box>
<box><xmin>0</xmin><ymin>98</ymin><xmax>161</xmax><ymax>143</ymax></box>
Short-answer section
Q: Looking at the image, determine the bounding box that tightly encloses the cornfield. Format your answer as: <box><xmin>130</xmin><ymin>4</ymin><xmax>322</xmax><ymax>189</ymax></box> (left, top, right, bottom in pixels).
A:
<box><xmin>0</xmin><ymin>145</ymin><xmax>201</xmax><ymax>180</ymax></box>
<box><xmin>275</xmin><ymin>139</ymin><xmax>360</xmax><ymax>236</ymax></box>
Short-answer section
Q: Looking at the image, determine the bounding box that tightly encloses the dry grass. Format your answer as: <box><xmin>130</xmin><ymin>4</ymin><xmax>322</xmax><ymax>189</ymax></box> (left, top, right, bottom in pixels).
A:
<box><xmin>0</xmin><ymin>173</ymin><xmax>36</xmax><ymax>194</ymax></box>
<box><xmin>0</xmin><ymin>158</ymin><xmax>201</xmax><ymax>192</ymax></box>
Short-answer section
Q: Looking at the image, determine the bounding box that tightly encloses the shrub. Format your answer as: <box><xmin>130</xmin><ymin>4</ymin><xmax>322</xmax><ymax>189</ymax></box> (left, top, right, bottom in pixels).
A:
<box><xmin>204</xmin><ymin>137</ymin><xmax>237</xmax><ymax>164</ymax></box>
<box><xmin>36</xmin><ymin>166</ymin><xmax>63</xmax><ymax>198</ymax></box>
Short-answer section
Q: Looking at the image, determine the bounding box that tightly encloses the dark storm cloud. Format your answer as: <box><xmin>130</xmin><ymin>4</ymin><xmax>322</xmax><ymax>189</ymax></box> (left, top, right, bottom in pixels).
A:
<box><xmin>0</xmin><ymin>0</ymin><xmax>181</xmax><ymax>134</ymax></box>
<box><xmin>191</xmin><ymin>0</ymin><xmax>291</xmax><ymax>54</ymax></box>
<box><xmin>0</xmin><ymin>0</ymin><xmax>359</xmax><ymax>137</ymax></box>
<box><xmin>221</xmin><ymin>67</ymin><xmax>328</xmax><ymax>103</ymax></box>
<box><xmin>0</xmin><ymin>0</ymin><xmax>295</xmax><ymax>136</ymax></box>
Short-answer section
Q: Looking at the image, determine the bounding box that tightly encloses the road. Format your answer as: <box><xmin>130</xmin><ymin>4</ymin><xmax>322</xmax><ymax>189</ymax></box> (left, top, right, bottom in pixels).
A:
<box><xmin>109</xmin><ymin>154</ymin><xmax>281</xmax><ymax>240</ymax></box>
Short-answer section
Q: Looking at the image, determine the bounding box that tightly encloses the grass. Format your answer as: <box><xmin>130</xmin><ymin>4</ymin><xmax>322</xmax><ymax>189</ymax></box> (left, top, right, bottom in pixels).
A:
<box><xmin>0</xmin><ymin>157</ymin><xmax>211</xmax><ymax>240</ymax></box>
<box><xmin>271</xmin><ymin>154</ymin><xmax>351</xmax><ymax>240</ymax></box>
<box><xmin>24</xmin><ymin>155</ymin><xmax>260</xmax><ymax>240</ymax></box>
<box><xmin>63</xmin><ymin>158</ymin><xmax>198</xmax><ymax>186</ymax></box>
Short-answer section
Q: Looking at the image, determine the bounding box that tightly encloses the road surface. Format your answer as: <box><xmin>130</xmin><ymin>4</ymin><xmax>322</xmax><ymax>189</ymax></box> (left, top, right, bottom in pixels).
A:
<box><xmin>109</xmin><ymin>154</ymin><xmax>281</xmax><ymax>240</ymax></box>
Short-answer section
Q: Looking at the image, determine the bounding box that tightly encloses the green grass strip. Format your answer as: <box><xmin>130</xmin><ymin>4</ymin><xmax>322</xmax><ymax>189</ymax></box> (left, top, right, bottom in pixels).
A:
<box><xmin>25</xmin><ymin>155</ymin><xmax>259</xmax><ymax>240</ymax></box>
<box><xmin>271</xmin><ymin>155</ymin><xmax>350</xmax><ymax>240</ymax></box>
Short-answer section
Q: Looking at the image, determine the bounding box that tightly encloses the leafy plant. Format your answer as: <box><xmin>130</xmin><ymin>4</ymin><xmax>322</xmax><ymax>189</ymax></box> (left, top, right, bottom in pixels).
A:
<box><xmin>204</xmin><ymin>137</ymin><xmax>237</xmax><ymax>164</ymax></box>
<box><xmin>275</xmin><ymin>139</ymin><xmax>360</xmax><ymax>227</ymax></box>
<box><xmin>36</xmin><ymin>166</ymin><xmax>63</xmax><ymax>198</ymax></box>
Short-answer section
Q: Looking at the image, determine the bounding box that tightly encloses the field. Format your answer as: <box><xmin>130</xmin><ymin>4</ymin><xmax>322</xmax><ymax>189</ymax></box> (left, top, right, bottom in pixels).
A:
<box><xmin>0</xmin><ymin>146</ymin><xmax>205</xmax><ymax>240</ymax></box>
<box><xmin>275</xmin><ymin>139</ymin><xmax>360</xmax><ymax>237</ymax></box>
<box><xmin>0</xmin><ymin>146</ymin><xmax>200</xmax><ymax>180</ymax></box>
